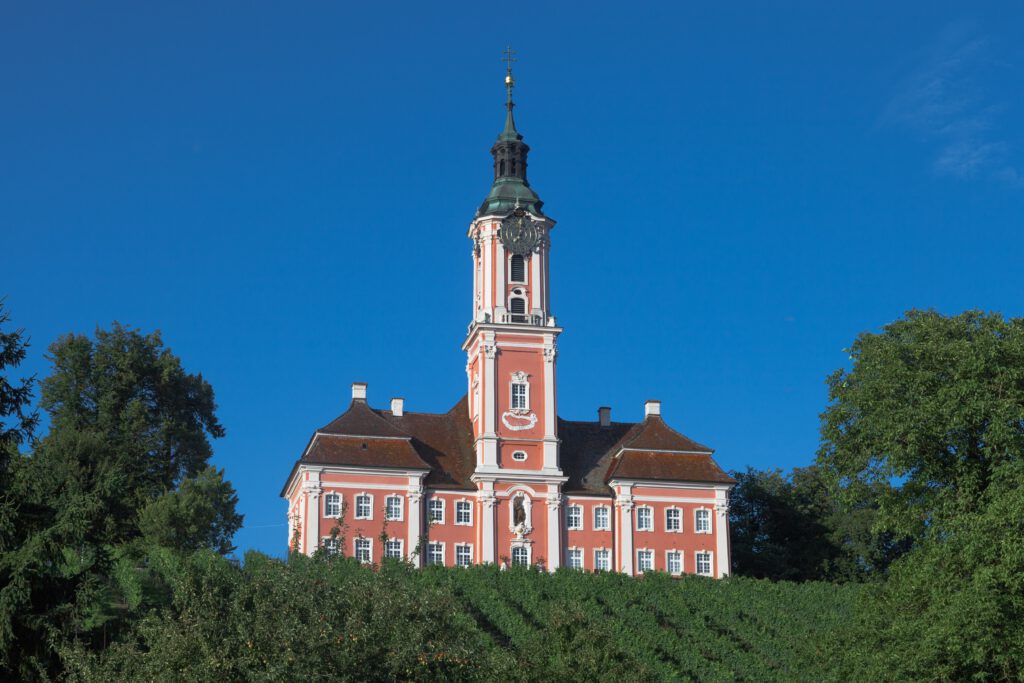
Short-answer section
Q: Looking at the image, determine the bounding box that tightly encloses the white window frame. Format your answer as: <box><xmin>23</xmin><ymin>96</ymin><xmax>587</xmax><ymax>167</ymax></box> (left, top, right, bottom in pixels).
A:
<box><xmin>567</xmin><ymin>547</ymin><xmax>584</xmax><ymax>570</ymax></box>
<box><xmin>384</xmin><ymin>538</ymin><xmax>404</xmax><ymax>559</ymax></box>
<box><xmin>594</xmin><ymin>548</ymin><xmax>611</xmax><ymax>572</ymax></box>
<box><xmin>566</xmin><ymin>505</ymin><xmax>583</xmax><ymax>530</ymax></box>
<box><xmin>510</xmin><ymin>545</ymin><xmax>531</xmax><ymax>566</ymax></box>
<box><xmin>354</xmin><ymin>492</ymin><xmax>373</xmax><ymax>520</ymax></box>
<box><xmin>637</xmin><ymin>548</ymin><xmax>654</xmax><ymax>574</ymax></box>
<box><xmin>695</xmin><ymin>507</ymin><xmax>713</xmax><ymax>534</ymax></box>
<box><xmin>510</xmin><ymin>450</ymin><xmax>528</xmax><ymax>462</ymax></box>
<box><xmin>636</xmin><ymin>505</ymin><xmax>654</xmax><ymax>532</ymax></box>
<box><xmin>455</xmin><ymin>499</ymin><xmax>473</xmax><ymax>526</ymax></box>
<box><xmin>321</xmin><ymin>537</ymin><xmax>340</xmax><ymax>555</ymax></box>
<box><xmin>426</xmin><ymin>541</ymin><xmax>445</xmax><ymax>566</ymax></box>
<box><xmin>696</xmin><ymin>550</ymin><xmax>714</xmax><ymax>576</ymax></box>
<box><xmin>428</xmin><ymin>497</ymin><xmax>445</xmax><ymax>524</ymax></box>
<box><xmin>354</xmin><ymin>537</ymin><xmax>372</xmax><ymax>564</ymax></box>
<box><xmin>665</xmin><ymin>506</ymin><xmax>682</xmax><ymax>533</ymax></box>
<box><xmin>594</xmin><ymin>505</ymin><xmax>611</xmax><ymax>531</ymax></box>
<box><xmin>324</xmin><ymin>492</ymin><xmax>342</xmax><ymax>518</ymax></box>
<box><xmin>510</xmin><ymin>380</ymin><xmax>530</xmax><ymax>411</ymax></box>
<box><xmin>455</xmin><ymin>543</ymin><xmax>473</xmax><ymax>568</ymax></box>
<box><xmin>666</xmin><ymin>550</ymin><xmax>683</xmax><ymax>576</ymax></box>
<box><xmin>385</xmin><ymin>494</ymin><xmax>404</xmax><ymax>522</ymax></box>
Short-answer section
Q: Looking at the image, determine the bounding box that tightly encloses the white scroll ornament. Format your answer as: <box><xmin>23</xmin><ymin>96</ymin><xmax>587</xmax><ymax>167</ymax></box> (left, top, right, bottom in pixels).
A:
<box><xmin>501</xmin><ymin>410</ymin><xmax>538</xmax><ymax>431</ymax></box>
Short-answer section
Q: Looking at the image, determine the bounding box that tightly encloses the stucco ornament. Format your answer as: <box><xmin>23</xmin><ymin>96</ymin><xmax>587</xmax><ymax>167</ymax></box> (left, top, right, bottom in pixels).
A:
<box><xmin>499</xmin><ymin>208</ymin><xmax>541</xmax><ymax>256</ymax></box>
<box><xmin>502</xmin><ymin>410</ymin><xmax>537</xmax><ymax>431</ymax></box>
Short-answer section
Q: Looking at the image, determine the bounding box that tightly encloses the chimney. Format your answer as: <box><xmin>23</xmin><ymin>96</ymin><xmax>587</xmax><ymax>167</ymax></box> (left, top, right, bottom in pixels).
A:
<box><xmin>351</xmin><ymin>382</ymin><xmax>367</xmax><ymax>401</ymax></box>
<box><xmin>598</xmin><ymin>406</ymin><xmax>611</xmax><ymax>427</ymax></box>
<box><xmin>644</xmin><ymin>399</ymin><xmax>661</xmax><ymax>418</ymax></box>
<box><xmin>391</xmin><ymin>397</ymin><xmax>405</xmax><ymax>417</ymax></box>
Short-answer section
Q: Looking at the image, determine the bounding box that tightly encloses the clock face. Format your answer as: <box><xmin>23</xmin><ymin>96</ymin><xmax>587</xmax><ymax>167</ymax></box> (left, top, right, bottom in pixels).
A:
<box><xmin>499</xmin><ymin>209</ymin><xmax>541</xmax><ymax>256</ymax></box>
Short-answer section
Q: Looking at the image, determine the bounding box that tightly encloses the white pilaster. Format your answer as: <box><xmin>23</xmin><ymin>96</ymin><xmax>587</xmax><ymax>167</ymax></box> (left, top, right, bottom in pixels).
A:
<box><xmin>302</xmin><ymin>477</ymin><xmax>321</xmax><ymax>556</ymax></box>
<box><xmin>481</xmin><ymin>489</ymin><xmax>496</xmax><ymax>564</ymax></box>
<box><xmin>408</xmin><ymin>483</ymin><xmax>424</xmax><ymax>567</ymax></box>
<box><xmin>715</xmin><ymin>489</ymin><xmax>731</xmax><ymax>578</ymax></box>
<box><xmin>617</xmin><ymin>495</ymin><xmax>634</xmax><ymax>574</ymax></box>
<box><xmin>483</xmin><ymin>228</ymin><xmax>493</xmax><ymax>320</ymax></box>
<box><xmin>530</xmin><ymin>249</ymin><xmax>541</xmax><ymax>312</ymax></box>
<box><xmin>495</xmin><ymin>238</ymin><xmax>506</xmax><ymax>317</ymax></box>
<box><xmin>546</xmin><ymin>492</ymin><xmax>561</xmax><ymax>571</ymax></box>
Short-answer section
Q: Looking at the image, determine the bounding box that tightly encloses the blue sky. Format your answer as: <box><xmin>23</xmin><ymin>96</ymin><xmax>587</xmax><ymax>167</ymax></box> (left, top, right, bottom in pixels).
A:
<box><xmin>3</xmin><ymin>2</ymin><xmax>1023</xmax><ymax>556</ymax></box>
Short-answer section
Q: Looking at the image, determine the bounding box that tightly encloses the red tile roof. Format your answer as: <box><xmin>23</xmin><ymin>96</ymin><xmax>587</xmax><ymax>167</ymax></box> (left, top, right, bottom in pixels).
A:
<box><xmin>284</xmin><ymin>397</ymin><xmax>732</xmax><ymax>496</ymax></box>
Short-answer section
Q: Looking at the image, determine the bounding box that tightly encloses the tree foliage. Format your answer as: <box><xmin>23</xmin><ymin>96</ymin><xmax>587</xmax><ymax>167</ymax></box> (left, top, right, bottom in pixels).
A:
<box><xmin>819</xmin><ymin>309</ymin><xmax>1024</xmax><ymax>538</ymax></box>
<box><xmin>0</xmin><ymin>300</ymin><xmax>38</xmax><ymax>464</ymax></box>
<box><xmin>0</xmin><ymin>322</ymin><xmax>240</xmax><ymax>680</ymax></box>
<box><xmin>730</xmin><ymin>466</ymin><xmax>908</xmax><ymax>582</ymax></box>
<box><xmin>821</xmin><ymin>309</ymin><xmax>1024</xmax><ymax>680</ymax></box>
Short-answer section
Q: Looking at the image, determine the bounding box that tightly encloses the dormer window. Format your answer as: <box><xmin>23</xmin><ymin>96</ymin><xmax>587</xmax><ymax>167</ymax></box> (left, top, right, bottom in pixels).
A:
<box><xmin>510</xmin><ymin>254</ymin><xmax>526</xmax><ymax>283</ymax></box>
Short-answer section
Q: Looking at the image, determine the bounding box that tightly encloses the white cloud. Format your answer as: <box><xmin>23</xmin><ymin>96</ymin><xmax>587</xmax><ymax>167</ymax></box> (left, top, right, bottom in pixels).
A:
<box><xmin>883</xmin><ymin>25</ymin><xmax>1020</xmax><ymax>186</ymax></box>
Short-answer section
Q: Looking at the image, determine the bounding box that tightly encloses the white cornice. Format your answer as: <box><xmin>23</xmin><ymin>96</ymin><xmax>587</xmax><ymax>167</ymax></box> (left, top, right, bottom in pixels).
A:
<box><xmin>609</xmin><ymin>478</ymin><xmax>733</xmax><ymax>492</ymax></box>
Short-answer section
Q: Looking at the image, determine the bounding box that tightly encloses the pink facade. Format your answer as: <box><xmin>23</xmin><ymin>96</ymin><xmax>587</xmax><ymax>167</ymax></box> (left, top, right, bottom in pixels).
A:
<box><xmin>281</xmin><ymin>65</ymin><xmax>735</xmax><ymax>577</ymax></box>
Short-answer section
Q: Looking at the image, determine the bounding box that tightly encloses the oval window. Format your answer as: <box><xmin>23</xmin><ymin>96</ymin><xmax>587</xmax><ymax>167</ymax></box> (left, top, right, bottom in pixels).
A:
<box><xmin>511</xmin><ymin>450</ymin><xmax>528</xmax><ymax>462</ymax></box>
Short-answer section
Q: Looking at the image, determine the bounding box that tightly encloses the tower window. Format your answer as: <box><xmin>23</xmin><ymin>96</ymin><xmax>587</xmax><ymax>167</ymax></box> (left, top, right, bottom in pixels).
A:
<box><xmin>511</xmin><ymin>382</ymin><xmax>528</xmax><ymax>410</ymax></box>
<box><xmin>510</xmin><ymin>254</ymin><xmax>526</xmax><ymax>282</ymax></box>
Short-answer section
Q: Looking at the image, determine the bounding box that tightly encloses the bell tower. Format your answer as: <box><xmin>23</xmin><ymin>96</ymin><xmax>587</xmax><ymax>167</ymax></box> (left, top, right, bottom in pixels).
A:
<box><xmin>463</xmin><ymin>52</ymin><xmax>563</xmax><ymax>480</ymax></box>
<box><xmin>463</xmin><ymin>51</ymin><xmax>566</xmax><ymax>568</ymax></box>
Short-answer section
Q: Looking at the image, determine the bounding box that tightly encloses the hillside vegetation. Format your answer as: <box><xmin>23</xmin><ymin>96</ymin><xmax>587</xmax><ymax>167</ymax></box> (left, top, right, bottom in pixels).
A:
<box><xmin>65</xmin><ymin>552</ymin><xmax>865</xmax><ymax>682</ymax></box>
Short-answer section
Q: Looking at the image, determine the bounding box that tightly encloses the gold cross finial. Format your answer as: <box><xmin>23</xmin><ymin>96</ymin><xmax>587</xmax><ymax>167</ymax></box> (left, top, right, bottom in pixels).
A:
<box><xmin>503</xmin><ymin>46</ymin><xmax>517</xmax><ymax>92</ymax></box>
<box><xmin>502</xmin><ymin>46</ymin><xmax>517</xmax><ymax>74</ymax></box>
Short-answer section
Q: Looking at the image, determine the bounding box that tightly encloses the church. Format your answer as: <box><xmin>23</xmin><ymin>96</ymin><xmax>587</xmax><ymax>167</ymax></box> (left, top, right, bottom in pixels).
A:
<box><xmin>281</xmin><ymin>59</ymin><xmax>735</xmax><ymax>578</ymax></box>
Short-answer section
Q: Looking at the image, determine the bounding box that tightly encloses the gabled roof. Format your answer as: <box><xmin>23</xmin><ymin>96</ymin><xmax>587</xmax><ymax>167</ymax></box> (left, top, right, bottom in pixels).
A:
<box><xmin>319</xmin><ymin>399</ymin><xmax>409</xmax><ymax>438</ymax></box>
<box><xmin>284</xmin><ymin>397</ymin><xmax>733</xmax><ymax>497</ymax></box>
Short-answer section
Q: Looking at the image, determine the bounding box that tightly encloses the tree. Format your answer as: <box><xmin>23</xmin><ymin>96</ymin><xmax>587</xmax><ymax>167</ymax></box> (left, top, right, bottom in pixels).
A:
<box><xmin>820</xmin><ymin>310</ymin><xmax>1024</xmax><ymax>679</ymax></box>
<box><xmin>819</xmin><ymin>309</ymin><xmax>1024</xmax><ymax>539</ymax></box>
<box><xmin>0</xmin><ymin>301</ymin><xmax>38</xmax><ymax>467</ymax></box>
<box><xmin>0</xmin><ymin>323</ymin><xmax>240</xmax><ymax>680</ymax></box>
<box><xmin>138</xmin><ymin>467</ymin><xmax>243</xmax><ymax>555</ymax></box>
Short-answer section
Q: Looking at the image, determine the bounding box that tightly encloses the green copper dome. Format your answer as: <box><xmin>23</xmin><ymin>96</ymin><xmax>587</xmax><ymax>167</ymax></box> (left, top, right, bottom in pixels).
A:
<box><xmin>477</xmin><ymin>60</ymin><xmax>545</xmax><ymax>217</ymax></box>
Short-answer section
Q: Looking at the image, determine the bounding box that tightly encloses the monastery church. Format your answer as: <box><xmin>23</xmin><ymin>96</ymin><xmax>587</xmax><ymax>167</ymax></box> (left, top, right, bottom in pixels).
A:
<box><xmin>281</xmin><ymin>59</ymin><xmax>735</xmax><ymax>578</ymax></box>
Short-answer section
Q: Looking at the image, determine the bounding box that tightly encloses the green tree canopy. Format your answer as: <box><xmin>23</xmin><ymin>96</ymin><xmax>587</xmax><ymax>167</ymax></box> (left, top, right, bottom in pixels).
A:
<box><xmin>818</xmin><ymin>309</ymin><xmax>1024</xmax><ymax>538</ymax></box>
<box><xmin>0</xmin><ymin>301</ymin><xmax>38</xmax><ymax>465</ymax></box>
<box><xmin>1</xmin><ymin>323</ymin><xmax>240</xmax><ymax>679</ymax></box>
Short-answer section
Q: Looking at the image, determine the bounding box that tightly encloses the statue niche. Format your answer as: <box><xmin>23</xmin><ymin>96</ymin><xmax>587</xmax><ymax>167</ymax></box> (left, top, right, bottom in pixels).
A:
<box><xmin>509</xmin><ymin>492</ymin><xmax>532</xmax><ymax>537</ymax></box>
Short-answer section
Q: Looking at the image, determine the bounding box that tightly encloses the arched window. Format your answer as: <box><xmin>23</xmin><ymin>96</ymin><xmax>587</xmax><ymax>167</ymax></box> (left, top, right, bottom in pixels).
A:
<box><xmin>499</xmin><ymin>159</ymin><xmax>506</xmax><ymax>176</ymax></box>
<box><xmin>510</xmin><ymin>254</ymin><xmax>526</xmax><ymax>282</ymax></box>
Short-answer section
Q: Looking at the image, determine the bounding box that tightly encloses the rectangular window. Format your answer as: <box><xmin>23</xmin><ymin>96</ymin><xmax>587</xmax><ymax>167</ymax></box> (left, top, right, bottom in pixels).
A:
<box><xmin>637</xmin><ymin>550</ymin><xmax>654</xmax><ymax>573</ymax></box>
<box><xmin>456</xmin><ymin>501</ymin><xmax>472</xmax><ymax>525</ymax></box>
<box><xmin>566</xmin><ymin>505</ymin><xmax>582</xmax><ymax>530</ymax></box>
<box><xmin>695</xmin><ymin>509</ymin><xmax>712</xmax><ymax>533</ymax></box>
<box><xmin>594</xmin><ymin>506</ymin><xmax>610</xmax><ymax>530</ymax></box>
<box><xmin>696</xmin><ymin>552</ymin><xmax>713</xmax><ymax>576</ymax></box>
<box><xmin>455</xmin><ymin>544</ymin><xmax>472</xmax><ymax>568</ymax></box>
<box><xmin>636</xmin><ymin>507</ymin><xmax>653</xmax><ymax>531</ymax></box>
<box><xmin>511</xmin><ymin>383</ymin><xmax>528</xmax><ymax>410</ymax></box>
<box><xmin>428</xmin><ymin>498</ymin><xmax>444</xmax><ymax>524</ymax></box>
<box><xmin>385</xmin><ymin>495</ymin><xmax>403</xmax><ymax>521</ymax></box>
<box><xmin>322</xmin><ymin>537</ymin><xmax>339</xmax><ymax>555</ymax></box>
<box><xmin>385</xmin><ymin>539</ymin><xmax>403</xmax><ymax>559</ymax></box>
<box><xmin>511</xmin><ymin>546</ymin><xmax>529</xmax><ymax>566</ymax></box>
<box><xmin>568</xmin><ymin>548</ymin><xmax>583</xmax><ymax>570</ymax></box>
<box><xmin>666</xmin><ymin>508</ymin><xmax>681</xmax><ymax>532</ymax></box>
<box><xmin>427</xmin><ymin>543</ymin><xmax>444</xmax><ymax>566</ymax></box>
<box><xmin>324</xmin><ymin>493</ymin><xmax>341</xmax><ymax>518</ymax></box>
<box><xmin>667</xmin><ymin>551</ymin><xmax>682</xmax><ymax>575</ymax></box>
<box><xmin>355</xmin><ymin>538</ymin><xmax>372</xmax><ymax>564</ymax></box>
<box><xmin>355</xmin><ymin>494</ymin><xmax>372</xmax><ymax>520</ymax></box>
<box><xmin>594</xmin><ymin>549</ymin><xmax>611</xmax><ymax>571</ymax></box>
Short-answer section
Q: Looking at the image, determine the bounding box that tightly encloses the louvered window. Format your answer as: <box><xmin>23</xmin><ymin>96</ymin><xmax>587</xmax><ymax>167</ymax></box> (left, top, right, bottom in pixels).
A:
<box><xmin>510</xmin><ymin>255</ymin><xmax>526</xmax><ymax>282</ymax></box>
